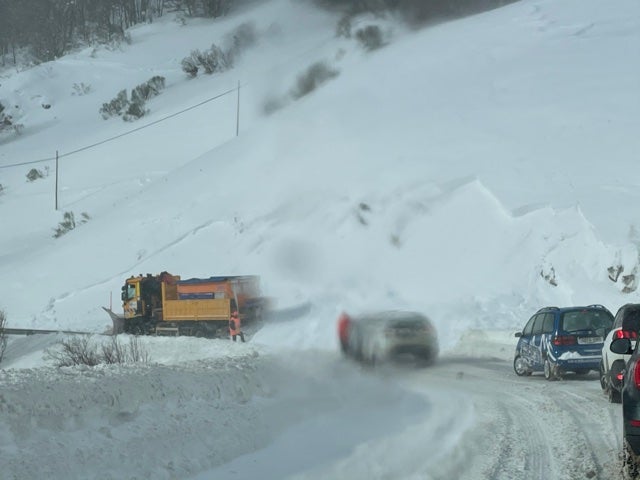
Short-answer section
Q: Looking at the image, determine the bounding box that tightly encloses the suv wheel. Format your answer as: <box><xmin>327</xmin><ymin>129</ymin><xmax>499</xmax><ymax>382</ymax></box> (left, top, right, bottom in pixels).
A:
<box><xmin>544</xmin><ymin>359</ymin><xmax>558</xmax><ymax>381</ymax></box>
<box><xmin>623</xmin><ymin>440</ymin><xmax>640</xmax><ymax>479</ymax></box>
<box><xmin>513</xmin><ymin>355</ymin><xmax>531</xmax><ymax>376</ymax></box>
<box><xmin>608</xmin><ymin>385</ymin><xmax>622</xmax><ymax>404</ymax></box>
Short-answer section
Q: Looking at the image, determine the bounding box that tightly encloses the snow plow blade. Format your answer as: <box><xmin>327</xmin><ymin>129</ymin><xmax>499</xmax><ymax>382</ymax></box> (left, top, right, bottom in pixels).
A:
<box><xmin>102</xmin><ymin>307</ymin><xmax>125</xmax><ymax>335</ymax></box>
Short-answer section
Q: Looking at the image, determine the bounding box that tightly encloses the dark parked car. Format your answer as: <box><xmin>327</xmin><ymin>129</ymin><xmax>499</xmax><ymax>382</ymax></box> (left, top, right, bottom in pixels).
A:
<box><xmin>600</xmin><ymin>303</ymin><xmax>640</xmax><ymax>403</ymax></box>
<box><xmin>513</xmin><ymin>305</ymin><xmax>614</xmax><ymax>380</ymax></box>
<box><xmin>610</xmin><ymin>337</ymin><xmax>640</xmax><ymax>476</ymax></box>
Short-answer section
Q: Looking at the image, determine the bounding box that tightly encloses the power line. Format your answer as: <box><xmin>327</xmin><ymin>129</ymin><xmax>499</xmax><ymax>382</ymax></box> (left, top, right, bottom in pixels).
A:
<box><xmin>0</xmin><ymin>33</ymin><xmax>336</xmax><ymax>171</ymax></box>
<box><xmin>0</xmin><ymin>85</ymin><xmax>238</xmax><ymax>170</ymax></box>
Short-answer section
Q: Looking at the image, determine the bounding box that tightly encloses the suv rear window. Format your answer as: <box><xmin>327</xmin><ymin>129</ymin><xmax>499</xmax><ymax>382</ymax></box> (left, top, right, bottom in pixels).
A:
<box><xmin>389</xmin><ymin>318</ymin><xmax>426</xmax><ymax>330</ymax></box>
<box><xmin>623</xmin><ymin>309</ymin><xmax>640</xmax><ymax>332</ymax></box>
<box><xmin>561</xmin><ymin>310</ymin><xmax>613</xmax><ymax>333</ymax></box>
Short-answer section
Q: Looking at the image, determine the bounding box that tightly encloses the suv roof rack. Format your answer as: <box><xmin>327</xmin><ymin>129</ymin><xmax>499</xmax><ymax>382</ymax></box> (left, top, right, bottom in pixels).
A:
<box><xmin>537</xmin><ymin>306</ymin><xmax>559</xmax><ymax>313</ymax></box>
<box><xmin>587</xmin><ymin>304</ymin><xmax>607</xmax><ymax>310</ymax></box>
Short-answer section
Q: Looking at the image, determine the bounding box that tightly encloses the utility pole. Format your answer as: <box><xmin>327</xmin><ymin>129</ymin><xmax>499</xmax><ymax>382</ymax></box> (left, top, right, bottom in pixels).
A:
<box><xmin>236</xmin><ymin>80</ymin><xmax>240</xmax><ymax>137</ymax></box>
<box><xmin>55</xmin><ymin>150</ymin><xmax>59</xmax><ymax>210</ymax></box>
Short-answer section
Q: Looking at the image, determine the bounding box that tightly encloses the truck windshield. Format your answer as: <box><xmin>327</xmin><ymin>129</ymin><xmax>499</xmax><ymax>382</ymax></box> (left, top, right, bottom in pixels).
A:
<box><xmin>124</xmin><ymin>284</ymin><xmax>136</xmax><ymax>300</ymax></box>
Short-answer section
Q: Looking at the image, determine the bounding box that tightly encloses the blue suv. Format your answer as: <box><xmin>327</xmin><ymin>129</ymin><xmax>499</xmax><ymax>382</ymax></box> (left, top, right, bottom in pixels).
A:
<box><xmin>513</xmin><ymin>305</ymin><xmax>614</xmax><ymax>380</ymax></box>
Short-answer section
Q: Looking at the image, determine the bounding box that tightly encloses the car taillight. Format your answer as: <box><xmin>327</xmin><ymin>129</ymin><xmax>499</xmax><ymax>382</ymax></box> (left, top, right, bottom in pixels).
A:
<box><xmin>631</xmin><ymin>420</ymin><xmax>640</xmax><ymax>428</ymax></box>
<box><xmin>552</xmin><ymin>335</ymin><xmax>577</xmax><ymax>346</ymax></box>
<box><xmin>616</xmin><ymin>330</ymin><xmax>638</xmax><ymax>339</ymax></box>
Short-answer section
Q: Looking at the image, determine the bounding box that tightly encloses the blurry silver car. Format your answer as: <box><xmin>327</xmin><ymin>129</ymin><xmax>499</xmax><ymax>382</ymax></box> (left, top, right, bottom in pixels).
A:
<box><xmin>345</xmin><ymin>311</ymin><xmax>438</xmax><ymax>365</ymax></box>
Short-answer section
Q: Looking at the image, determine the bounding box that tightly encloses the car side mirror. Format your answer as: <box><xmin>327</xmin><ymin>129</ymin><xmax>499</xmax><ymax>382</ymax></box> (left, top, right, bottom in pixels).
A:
<box><xmin>611</xmin><ymin>338</ymin><xmax>633</xmax><ymax>355</ymax></box>
<box><xmin>515</xmin><ymin>332</ymin><xmax>522</xmax><ymax>338</ymax></box>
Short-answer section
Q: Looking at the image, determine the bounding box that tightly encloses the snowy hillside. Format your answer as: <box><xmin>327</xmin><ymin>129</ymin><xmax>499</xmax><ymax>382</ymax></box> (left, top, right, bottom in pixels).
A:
<box><xmin>1</xmin><ymin>0</ymin><xmax>638</xmax><ymax>347</ymax></box>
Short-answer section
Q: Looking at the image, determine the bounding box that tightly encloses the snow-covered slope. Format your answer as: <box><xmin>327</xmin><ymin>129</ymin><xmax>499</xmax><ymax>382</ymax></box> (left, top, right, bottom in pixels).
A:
<box><xmin>1</xmin><ymin>0</ymin><xmax>639</xmax><ymax>347</ymax></box>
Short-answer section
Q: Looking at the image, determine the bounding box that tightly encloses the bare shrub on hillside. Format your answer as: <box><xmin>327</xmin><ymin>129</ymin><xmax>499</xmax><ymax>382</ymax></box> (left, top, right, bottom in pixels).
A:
<box><xmin>100</xmin><ymin>77</ymin><xmax>165</xmax><ymax>121</ymax></box>
<box><xmin>225</xmin><ymin>22</ymin><xmax>258</xmax><ymax>62</ymax></box>
<box><xmin>127</xmin><ymin>336</ymin><xmax>150</xmax><ymax>363</ymax></box>
<box><xmin>99</xmin><ymin>89</ymin><xmax>129</xmax><ymax>119</ymax></box>
<box><xmin>47</xmin><ymin>336</ymin><xmax>102</xmax><ymax>367</ymax></box>
<box><xmin>47</xmin><ymin>335</ymin><xmax>150</xmax><ymax>367</ymax></box>
<box><xmin>290</xmin><ymin>62</ymin><xmax>339</xmax><ymax>100</ymax></box>
<box><xmin>181</xmin><ymin>45</ymin><xmax>231</xmax><ymax>77</ymax></box>
<box><xmin>101</xmin><ymin>336</ymin><xmax>128</xmax><ymax>364</ymax></box>
<box><xmin>53</xmin><ymin>211</ymin><xmax>90</xmax><ymax>238</ymax></box>
<box><xmin>0</xmin><ymin>184</ymin><xmax>5</xmax><ymax>196</ymax></box>
<box><xmin>0</xmin><ymin>102</ymin><xmax>24</xmax><ymax>135</ymax></box>
<box><xmin>123</xmin><ymin>99</ymin><xmax>149</xmax><ymax>121</ymax></box>
<box><xmin>336</xmin><ymin>15</ymin><xmax>352</xmax><ymax>38</ymax></box>
<box><xmin>198</xmin><ymin>44</ymin><xmax>231</xmax><ymax>73</ymax></box>
<box><xmin>0</xmin><ymin>308</ymin><xmax>7</xmax><ymax>364</ymax></box>
<box><xmin>356</xmin><ymin>25</ymin><xmax>385</xmax><ymax>51</ymax></box>
<box><xmin>26</xmin><ymin>168</ymin><xmax>45</xmax><ymax>182</ymax></box>
<box><xmin>72</xmin><ymin>83</ymin><xmax>92</xmax><ymax>96</ymax></box>
<box><xmin>0</xmin><ymin>102</ymin><xmax>10</xmax><ymax>130</ymax></box>
<box><xmin>181</xmin><ymin>54</ymin><xmax>199</xmax><ymax>77</ymax></box>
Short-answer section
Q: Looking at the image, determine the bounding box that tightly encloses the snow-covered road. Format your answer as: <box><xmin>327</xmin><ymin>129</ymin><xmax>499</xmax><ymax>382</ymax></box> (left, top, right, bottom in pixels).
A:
<box><xmin>0</xmin><ymin>331</ymin><xmax>625</xmax><ymax>480</ymax></box>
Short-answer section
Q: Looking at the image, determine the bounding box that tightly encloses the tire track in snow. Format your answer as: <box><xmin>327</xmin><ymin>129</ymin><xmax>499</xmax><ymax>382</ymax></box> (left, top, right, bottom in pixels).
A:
<box><xmin>549</xmin><ymin>387</ymin><xmax>622</xmax><ymax>479</ymax></box>
<box><xmin>404</xmin><ymin>354</ymin><xmax>621</xmax><ymax>480</ymax></box>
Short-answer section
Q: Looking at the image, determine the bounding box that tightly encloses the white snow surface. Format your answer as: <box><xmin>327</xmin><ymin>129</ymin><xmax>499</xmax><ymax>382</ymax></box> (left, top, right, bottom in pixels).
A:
<box><xmin>0</xmin><ymin>0</ymin><xmax>639</xmax><ymax>478</ymax></box>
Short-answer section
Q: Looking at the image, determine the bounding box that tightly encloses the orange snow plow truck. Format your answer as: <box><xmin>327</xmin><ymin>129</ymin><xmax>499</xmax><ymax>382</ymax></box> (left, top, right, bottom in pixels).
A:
<box><xmin>109</xmin><ymin>272</ymin><xmax>267</xmax><ymax>337</ymax></box>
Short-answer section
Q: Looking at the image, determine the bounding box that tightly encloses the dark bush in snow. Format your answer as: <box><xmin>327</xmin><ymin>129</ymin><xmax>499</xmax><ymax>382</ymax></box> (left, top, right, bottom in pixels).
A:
<box><xmin>181</xmin><ymin>44</ymin><xmax>231</xmax><ymax>77</ymax></box>
<box><xmin>290</xmin><ymin>62</ymin><xmax>339</xmax><ymax>100</ymax></box>
<box><xmin>0</xmin><ymin>102</ymin><xmax>13</xmax><ymax>132</ymax></box>
<box><xmin>123</xmin><ymin>98</ymin><xmax>149</xmax><ymax>121</ymax></box>
<box><xmin>99</xmin><ymin>89</ymin><xmax>129</xmax><ymax>119</ymax></box>
<box><xmin>26</xmin><ymin>168</ymin><xmax>45</xmax><ymax>182</ymax></box>
<box><xmin>198</xmin><ymin>45</ymin><xmax>231</xmax><ymax>74</ymax></box>
<box><xmin>181</xmin><ymin>55</ymin><xmax>199</xmax><ymax>77</ymax></box>
<box><xmin>53</xmin><ymin>211</ymin><xmax>90</xmax><ymax>238</ymax></box>
<box><xmin>131</xmin><ymin>76</ymin><xmax>166</xmax><ymax>103</ymax></box>
<box><xmin>356</xmin><ymin>25</ymin><xmax>385</xmax><ymax>51</ymax></box>
<box><xmin>100</xmin><ymin>76</ymin><xmax>165</xmax><ymax>121</ymax></box>
<box><xmin>336</xmin><ymin>15</ymin><xmax>352</xmax><ymax>38</ymax></box>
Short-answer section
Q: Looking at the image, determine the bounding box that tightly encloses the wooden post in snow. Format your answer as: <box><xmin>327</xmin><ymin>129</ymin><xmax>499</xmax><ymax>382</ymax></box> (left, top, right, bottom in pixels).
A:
<box><xmin>55</xmin><ymin>150</ymin><xmax>59</xmax><ymax>210</ymax></box>
<box><xmin>236</xmin><ymin>80</ymin><xmax>240</xmax><ymax>137</ymax></box>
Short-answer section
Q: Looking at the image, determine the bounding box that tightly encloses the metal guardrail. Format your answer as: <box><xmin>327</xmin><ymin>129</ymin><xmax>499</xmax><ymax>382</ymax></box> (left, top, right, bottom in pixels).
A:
<box><xmin>1</xmin><ymin>328</ymin><xmax>101</xmax><ymax>336</ymax></box>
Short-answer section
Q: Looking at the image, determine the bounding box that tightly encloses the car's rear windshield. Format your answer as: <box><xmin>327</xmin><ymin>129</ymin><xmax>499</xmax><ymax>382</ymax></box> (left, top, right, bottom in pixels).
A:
<box><xmin>389</xmin><ymin>318</ymin><xmax>427</xmax><ymax>330</ymax></box>
<box><xmin>560</xmin><ymin>309</ymin><xmax>613</xmax><ymax>333</ymax></box>
<box><xmin>623</xmin><ymin>308</ymin><xmax>640</xmax><ymax>332</ymax></box>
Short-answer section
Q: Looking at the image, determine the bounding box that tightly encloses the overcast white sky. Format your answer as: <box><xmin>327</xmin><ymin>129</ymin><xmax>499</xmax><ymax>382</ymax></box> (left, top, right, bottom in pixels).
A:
<box><xmin>1</xmin><ymin>0</ymin><xmax>639</xmax><ymax>478</ymax></box>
